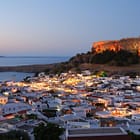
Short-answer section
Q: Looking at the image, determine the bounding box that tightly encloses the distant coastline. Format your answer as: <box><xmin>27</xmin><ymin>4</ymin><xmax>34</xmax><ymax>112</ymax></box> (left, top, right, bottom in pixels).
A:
<box><xmin>0</xmin><ymin>56</ymin><xmax>69</xmax><ymax>58</ymax></box>
<box><xmin>0</xmin><ymin>63</ymin><xmax>56</xmax><ymax>73</ymax></box>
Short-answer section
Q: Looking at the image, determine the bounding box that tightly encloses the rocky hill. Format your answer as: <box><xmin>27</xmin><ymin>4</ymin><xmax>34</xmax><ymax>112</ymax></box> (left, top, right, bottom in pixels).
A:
<box><xmin>0</xmin><ymin>37</ymin><xmax>140</xmax><ymax>76</ymax></box>
<box><xmin>92</xmin><ymin>37</ymin><xmax>140</xmax><ymax>56</ymax></box>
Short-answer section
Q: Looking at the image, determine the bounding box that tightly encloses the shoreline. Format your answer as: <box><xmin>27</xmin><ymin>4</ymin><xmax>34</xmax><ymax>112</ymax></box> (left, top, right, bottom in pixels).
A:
<box><xmin>0</xmin><ymin>63</ymin><xmax>57</xmax><ymax>73</ymax></box>
<box><xmin>0</xmin><ymin>63</ymin><xmax>140</xmax><ymax>75</ymax></box>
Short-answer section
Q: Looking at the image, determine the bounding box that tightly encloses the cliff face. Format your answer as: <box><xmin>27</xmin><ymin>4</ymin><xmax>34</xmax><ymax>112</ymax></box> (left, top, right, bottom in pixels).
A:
<box><xmin>92</xmin><ymin>38</ymin><xmax>140</xmax><ymax>55</ymax></box>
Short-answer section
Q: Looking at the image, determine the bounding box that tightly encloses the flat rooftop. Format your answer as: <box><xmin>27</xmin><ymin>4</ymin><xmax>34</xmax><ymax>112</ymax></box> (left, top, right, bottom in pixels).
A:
<box><xmin>67</xmin><ymin>127</ymin><xmax>127</xmax><ymax>137</ymax></box>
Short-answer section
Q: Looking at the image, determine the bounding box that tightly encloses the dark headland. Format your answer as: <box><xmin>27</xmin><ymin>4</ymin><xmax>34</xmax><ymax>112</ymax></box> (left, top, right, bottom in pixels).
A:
<box><xmin>0</xmin><ymin>64</ymin><xmax>54</xmax><ymax>73</ymax></box>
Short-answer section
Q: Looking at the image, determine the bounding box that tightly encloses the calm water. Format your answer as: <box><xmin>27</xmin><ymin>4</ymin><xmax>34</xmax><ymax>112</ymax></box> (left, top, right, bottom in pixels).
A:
<box><xmin>0</xmin><ymin>56</ymin><xmax>70</xmax><ymax>66</ymax></box>
<box><xmin>0</xmin><ymin>56</ymin><xmax>70</xmax><ymax>81</ymax></box>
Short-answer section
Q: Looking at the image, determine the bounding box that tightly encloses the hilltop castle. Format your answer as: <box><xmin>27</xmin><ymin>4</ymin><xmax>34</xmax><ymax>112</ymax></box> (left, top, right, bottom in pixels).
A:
<box><xmin>92</xmin><ymin>37</ymin><xmax>140</xmax><ymax>56</ymax></box>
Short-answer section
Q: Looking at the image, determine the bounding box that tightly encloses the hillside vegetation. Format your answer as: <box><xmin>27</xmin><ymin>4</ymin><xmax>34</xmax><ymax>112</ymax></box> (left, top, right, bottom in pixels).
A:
<box><xmin>44</xmin><ymin>49</ymin><xmax>140</xmax><ymax>74</ymax></box>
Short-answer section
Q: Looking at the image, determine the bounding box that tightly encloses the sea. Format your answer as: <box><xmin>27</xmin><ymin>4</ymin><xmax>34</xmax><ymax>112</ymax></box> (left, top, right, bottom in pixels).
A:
<box><xmin>0</xmin><ymin>56</ymin><xmax>70</xmax><ymax>81</ymax></box>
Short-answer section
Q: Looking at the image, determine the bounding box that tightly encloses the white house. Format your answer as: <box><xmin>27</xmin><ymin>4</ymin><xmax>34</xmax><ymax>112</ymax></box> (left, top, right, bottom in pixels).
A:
<box><xmin>0</xmin><ymin>103</ymin><xmax>31</xmax><ymax>116</ymax></box>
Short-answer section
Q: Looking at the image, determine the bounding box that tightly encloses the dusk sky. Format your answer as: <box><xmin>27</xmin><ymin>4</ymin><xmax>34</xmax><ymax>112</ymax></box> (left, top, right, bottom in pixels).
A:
<box><xmin>0</xmin><ymin>0</ymin><xmax>140</xmax><ymax>56</ymax></box>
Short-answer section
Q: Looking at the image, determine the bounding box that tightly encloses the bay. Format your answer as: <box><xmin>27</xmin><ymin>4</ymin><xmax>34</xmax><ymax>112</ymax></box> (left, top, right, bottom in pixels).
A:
<box><xmin>0</xmin><ymin>56</ymin><xmax>70</xmax><ymax>81</ymax></box>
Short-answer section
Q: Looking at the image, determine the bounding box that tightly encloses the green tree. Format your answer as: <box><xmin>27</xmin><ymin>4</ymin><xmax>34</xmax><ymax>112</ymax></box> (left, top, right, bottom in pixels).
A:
<box><xmin>0</xmin><ymin>130</ymin><xmax>29</xmax><ymax>140</ymax></box>
<box><xmin>34</xmin><ymin>123</ymin><xmax>64</xmax><ymax>140</ymax></box>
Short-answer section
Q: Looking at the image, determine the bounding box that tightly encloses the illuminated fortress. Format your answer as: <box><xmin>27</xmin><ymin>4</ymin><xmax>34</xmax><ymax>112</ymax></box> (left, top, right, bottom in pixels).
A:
<box><xmin>92</xmin><ymin>37</ymin><xmax>140</xmax><ymax>56</ymax></box>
